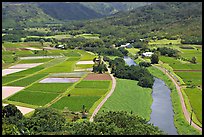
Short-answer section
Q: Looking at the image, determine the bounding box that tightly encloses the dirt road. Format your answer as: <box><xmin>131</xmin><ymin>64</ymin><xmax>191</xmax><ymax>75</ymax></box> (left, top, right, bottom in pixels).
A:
<box><xmin>154</xmin><ymin>65</ymin><xmax>202</xmax><ymax>132</ymax></box>
<box><xmin>89</xmin><ymin>66</ymin><xmax>116</xmax><ymax>122</ymax></box>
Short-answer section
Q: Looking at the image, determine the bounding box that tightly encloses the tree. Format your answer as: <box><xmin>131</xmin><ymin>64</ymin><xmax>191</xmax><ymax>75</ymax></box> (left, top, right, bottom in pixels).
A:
<box><xmin>151</xmin><ymin>54</ymin><xmax>159</xmax><ymax>64</ymax></box>
<box><xmin>191</xmin><ymin>56</ymin><xmax>197</xmax><ymax>64</ymax></box>
<box><xmin>39</xmin><ymin>39</ymin><xmax>45</xmax><ymax>46</ymax></box>
<box><xmin>2</xmin><ymin>104</ymin><xmax>23</xmax><ymax>119</ymax></box>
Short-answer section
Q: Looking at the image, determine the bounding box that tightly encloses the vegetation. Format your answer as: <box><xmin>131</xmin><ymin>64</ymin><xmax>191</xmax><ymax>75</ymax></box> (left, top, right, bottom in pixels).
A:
<box><xmin>99</xmin><ymin>79</ymin><xmax>152</xmax><ymax>121</ymax></box>
<box><xmin>2</xmin><ymin>105</ymin><xmax>164</xmax><ymax>135</ymax></box>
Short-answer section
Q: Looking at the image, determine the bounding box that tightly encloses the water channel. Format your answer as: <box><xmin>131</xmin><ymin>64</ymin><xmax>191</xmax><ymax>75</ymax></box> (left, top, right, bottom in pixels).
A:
<box><xmin>123</xmin><ymin>56</ymin><xmax>178</xmax><ymax>135</ymax></box>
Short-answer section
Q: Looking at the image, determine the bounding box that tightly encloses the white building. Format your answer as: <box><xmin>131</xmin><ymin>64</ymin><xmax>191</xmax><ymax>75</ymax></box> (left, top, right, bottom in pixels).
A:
<box><xmin>120</xmin><ymin>43</ymin><xmax>132</xmax><ymax>48</ymax></box>
<box><xmin>142</xmin><ymin>52</ymin><xmax>154</xmax><ymax>57</ymax></box>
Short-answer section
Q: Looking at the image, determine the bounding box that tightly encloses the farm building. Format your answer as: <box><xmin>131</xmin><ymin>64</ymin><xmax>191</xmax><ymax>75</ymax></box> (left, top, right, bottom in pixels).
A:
<box><xmin>120</xmin><ymin>43</ymin><xmax>132</xmax><ymax>48</ymax></box>
<box><xmin>55</xmin><ymin>44</ymin><xmax>65</xmax><ymax>49</ymax></box>
<box><xmin>142</xmin><ymin>52</ymin><xmax>154</xmax><ymax>57</ymax></box>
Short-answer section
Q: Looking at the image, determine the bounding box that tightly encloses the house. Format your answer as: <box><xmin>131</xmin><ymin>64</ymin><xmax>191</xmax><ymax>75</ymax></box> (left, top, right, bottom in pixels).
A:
<box><xmin>55</xmin><ymin>45</ymin><xmax>65</xmax><ymax>49</ymax></box>
<box><xmin>120</xmin><ymin>43</ymin><xmax>132</xmax><ymax>48</ymax></box>
<box><xmin>142</xmin><ymin>52</ymin><xmax>154</xmax><ymax>57</ymax></box>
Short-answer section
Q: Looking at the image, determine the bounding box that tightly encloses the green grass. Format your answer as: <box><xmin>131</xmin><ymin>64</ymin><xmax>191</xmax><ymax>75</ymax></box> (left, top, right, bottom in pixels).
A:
<box><xmin>175</xmin><ymin>71</ymin><xmax>202</xmax><ymax>86</ymax></box>
<box><xmin>98</xmin><ymin>78</ymin><xmax>152</xmax><ymax>121</ymax></box>
<box><xmin>62</xmin><ymin>51</ymin><xmax>81</xmax><ymax>57</ymax></box>
<box><xmin>2</xmin><ymin>75</ymin><xmax>26</xmax><ymax>85</ymax></box>
<box><xmin>66</xmin><ymin>57</ymin><xmax>81</xmax><ymax>61</ymax></box>
<box><xmin>49</xmin><ymin>72</ymin><xmax>87</xmax><ymax>78</ymax></box>
<box><xmin>126</xmin><ymin>48</ymin><xmax>140</xmax><ymax>55</ymax></box>
<box><xmin>2</xmin><ymin>55</ymin><xmax>16</xmax><ymax>63</ymax></box>
<box><xmin>77</xmin><ymin>50</ymin><xmax>96</xmax><ymax>61</ymax></box>
<box><xmin>184</xmin><ymin>88</ymin><xmax>202</xmax><ymax>123</ymax></box>
<box><xmin>159</xmin><ymin>56</ymin><xmax>202</xmax><ymax>70</ymax></box>
<box><xmin>6</xmin><ymin>74</ymin><xmax>48</xmax><ymax>86</ymax></box>
<box><xmin>24</xmin><ymin>83</ymin><xmax>73</xmax><ymax>93</ymax></box>
<box><xmin>6</xmin><ymin>66</ymin><xmax>45</xmax><ymax>76</ymax></box>
<box><xmin>42</xmin><ymin>60</ymin><xmax>76</xmax><ymax>73</ymax></box>
<box><xmin>69</xmin><ymin>88</ymin><xmax>108</xmax><ymax>96</ymax></box>
<box><xmin>75</xmin><ymin>80</ymin><xmax>111</xmax><ymax>89</ymax></box>
<box><xmin>147</xmin><ymin>66</ymin><xmax>201</xmax><ymax>135</ymax></box>
<box><xmin>18</xmin><ymin>58</ymin><xmax>53</xmax><ymax>63</ymax></box>
<box><xmin>26</xmin><ymin>34</ymin><xmax>72</xmax><ymax>40</ymax></box>
<box><xmin>74</xmin><ymin>33</ymin><xmax>100</xmax><ymax>39</ymax></box>
<box><xmin>50</xmin><ymin>96</ymin><xmax>101</xmax><ymax>112</ymax></box>
<box><xmin>148</xmin><ymin>38</ymin><xmax>181</xmax><ymax>45</ymax></box>
<box><xmin>7</xmin><ymin>90</ymin><xmax>59</xmax><ymax>106</ymax></box>
<box><xmin>75</xmin><ymin>64</ymin><xmax>93</xmax><ymax>69</ymax></box>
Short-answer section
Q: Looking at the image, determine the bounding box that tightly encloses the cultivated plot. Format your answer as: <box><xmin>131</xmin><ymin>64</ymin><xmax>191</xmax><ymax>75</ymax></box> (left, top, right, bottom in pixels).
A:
<box><xmin>2</xmin><ymin>86</ymin><xmax>25</xmax><ymax>99</ymax></box>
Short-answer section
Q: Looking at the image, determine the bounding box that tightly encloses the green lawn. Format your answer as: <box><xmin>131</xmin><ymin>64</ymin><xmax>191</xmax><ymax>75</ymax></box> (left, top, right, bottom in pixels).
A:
<box><xmin>77</xmin><ymin>50</ymin><xmax>96</xmax><ymax>61</ymax></box>
<box><xmin>75</xmin><ymin>80</ymin><xmax>111</xmax><ymax>89</ymax></box>
<box><xmin>7</xmin><ymin>90</ymin><xmax>59</xmax><ymax>106</ymax></box>
<box><xmin>184</xmin><ymin>88</ymin><xmax>202</xmax><ymax>124</ymax></box>
<box><xmin>98</xmin><ymin>78</ymin><xmax>152</xmax><ymax>121</ymax></box>
<box><xmin>74</xmin><ymin>33</ymin><xmax>100</xmax><ymax>39</ymax></box>
<box><xmin>24</xmin><ymin>83</ymin><xmax>73</xmax><ymax>93</ymax></box>
<box><xmin>50</xmin><ymin>96</ymin><xmax>101</xmax><ymax>112</ymax></box>
<box><xmin>69</xmin><ymin>88</ymin><xmax>108</xmax><ymax>96</ymax></box>
<box><xmin>62</xmin><ymin>51</ymin><xmax>81</xmax><ymax>57</ymax></box>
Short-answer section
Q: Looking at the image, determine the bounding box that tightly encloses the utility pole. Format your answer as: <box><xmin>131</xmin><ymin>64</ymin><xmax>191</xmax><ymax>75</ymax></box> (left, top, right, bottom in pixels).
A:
<box><xmin>190</xmin><ymin>109</ymin><xmax>193</xmax><ymax>125</ymax></box>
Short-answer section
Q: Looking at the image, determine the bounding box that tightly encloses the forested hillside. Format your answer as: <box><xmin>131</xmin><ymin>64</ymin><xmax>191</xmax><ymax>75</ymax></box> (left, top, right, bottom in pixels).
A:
<box><xmin>77</xmin><ymin>2</ymin><xmax>202</xmax><ymax>44</ymax></box>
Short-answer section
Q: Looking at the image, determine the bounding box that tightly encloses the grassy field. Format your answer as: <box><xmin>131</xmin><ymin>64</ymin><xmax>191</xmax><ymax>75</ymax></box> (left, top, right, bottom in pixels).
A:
<box><xmin>183</xmin><ymin>88</ymin><xmax>202</xmax><ymax>124</ymax></box>
<box><xmin>77</xmin><ymin>50</ymin><xmax>96</xmax><ymax>61</ymax></box>
<box><xmin>126</xmin><ymin>48</ymin><xmax>140</xmax><ymax>55</ymax></box>
<box><xmin>148</xmin><ymin>38</ymin><xmax>181</xmax><ymax>45</ymax></box>
<box><xmin>75</xmin><ymin>64</ymin><xmax>93</xmax><ymax>69</ymax></box>
<box><xmin>7</xmin><ymin>90</ymin><xmax>59</xmax><ymax>106</ymax></box>
<box><xmin>74</xmin><ymin>33</ymin><xmax>100</xmax><ymax>39</ymax></box>
<box><xmin>175</xmin><ymin>71</ymin><xmax>202</xmax><ymax>86</ymax></box>
<box><xmin>75</xmin><ymin>80</ymin><xmax>111</xmax><ymax>89</ymax></box>
<box><xmin>147</xmin><ymin>66</ymin><xmax>201</xmax><ymax>135</ymax></box>
<box><xmin>25</xmin><ymin>83</ymin><xmax>73</xmax><ymax>93</ymax></box>
<box><xmin>69</xmin><ymin>88</ymin><xmax>108</xmax><ymax>96</ymax></box>
<box><xmin>26</xmin><ymin>34</ymin><xmax>72</xmax><ymax>40</ymax></box>
<box><xmin>98</xmin><ymin>78</ymin><xmax>152</xmax><ymax>121</ymax></box>
<box><xmin>2</xmin><ymin>75</ymin><xmax>26</xmax><ymax>85</ymax></box>
<box><xmin>6</xmin><ymin>74</ymin><xmax>48</xmax><ymax>87</ymax></box>
<box><xmin>18</xmin><ymin>58</ymin><xmax>53</xmax><ymax>63</ymax></box>
<box><xmin>62</xmin><ymin>51</ymin><xmax>81</xmax><ymax>57</ymax></box>
<box><xmin>50</xmin><ymin>96</ymin><xmax>101</xmax><ymax>112</ymax></box>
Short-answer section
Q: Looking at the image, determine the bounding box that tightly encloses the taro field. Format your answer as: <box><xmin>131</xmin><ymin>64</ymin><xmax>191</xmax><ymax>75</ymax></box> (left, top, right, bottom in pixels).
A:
<box><xmin>2</xmin><ymin>44</ymin><xmax>112</xmax><ymax>119</ymax></box>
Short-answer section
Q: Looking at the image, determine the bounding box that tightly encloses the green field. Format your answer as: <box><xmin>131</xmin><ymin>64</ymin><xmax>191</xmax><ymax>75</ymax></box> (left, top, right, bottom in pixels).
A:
<box><xmin>77</xmin><ymin>50</ymin><xmax>96</xmax><ymax>61</ymax></box>
<box><xmin>6</xmin><ymin>66</ymin><xmax>45</xmax><ymax>76</ymax></box>
<box><xmin>50</xmin><ymin>96</ymin><xmax>101</xmax><ymax>112</ymax></box>
<box><xmin>26</xmin><ymin>34</ymin><xmax>72</xmax><ymax>40</ymax></box>
<box><xmin>127</xmin><ymin>48</ymin><xmax>140</xmax><ymax>55</ymax></box>
<box><xmin>74</xmin><ymin>33</ymin><xmax>100</xmax><ymax>39</ymax></box>
<box><xmin>62</xmin><ymin>51</ymin><xmax>81</xmax><ymax>57</ymax></box>
<box><xmin>75</xmin><ymin>80</ymin><xmax>111</xmax><ymax>89</ymax></box>
<box><xmin>148</xmin><ymin>38</ymin><xmax>181</xmax><ymax>45</ymax></box>
<box><xmin>6</xmin><ymin>74</ymin><xmax>48</xmax><ymax>86</ymax></box>
<box><xmin>25</xmin><ymin>83</ymin><xmax>73</xmax><ymax>93</ymax></box>
<box><xmin>8</xmin><ymin>90</ymin><xmax>59</xmax><ymax>106</ymax></box>
<box><xmin>75</xmin><ymin>64</ymin><xmax>93</xmax><ymax>69</ymax></box>
<box><xmin>18</xmin><ymin>58</ymin><xmax>53</xmax><ymax>63</ymax></box>
<box><xmin>184</xmin><ymin>88</ymin><xmax>202</xmax><ymax>124</ymax></box>
<box><xmin>2</xmin><ymin>75</ymin><xmax>26</xmax><ymax>85</ymax></box>
<box><xmin>175</xmin><ymin>71</ymin><xmax>202</xmax><ymax>86</ymax></box>
<box><xmin>69</xmin><ymin>88</ymin><xmax>108</xmax><ymax>96</ymax></box>
<box><xmin>98</xmin><ymin>78</ymin><xmax>152</xmax><ymax>121</ymax></box>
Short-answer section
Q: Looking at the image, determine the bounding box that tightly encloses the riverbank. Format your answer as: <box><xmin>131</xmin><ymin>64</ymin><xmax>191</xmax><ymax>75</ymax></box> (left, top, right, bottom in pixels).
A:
<box><xmin>147</xmin><ymin>66</ymin><xmax>201</xmax><ymax>135</ymax></box>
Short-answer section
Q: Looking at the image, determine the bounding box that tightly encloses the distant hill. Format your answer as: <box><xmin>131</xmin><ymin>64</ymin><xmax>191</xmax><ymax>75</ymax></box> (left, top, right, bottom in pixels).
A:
<box><xmin>2</xmin><ymin>3</ymin><xmax>59</xmax><ymax>28</ymax></box>
<box><xmin>37</xmin><ymin>2</ymin><xmax>104</xmax><ymax>21</ymax></box>
<box><xmin>80</xmin><ymin>2</ymin><xmax>151</xmax><ymax>15</ymax></box>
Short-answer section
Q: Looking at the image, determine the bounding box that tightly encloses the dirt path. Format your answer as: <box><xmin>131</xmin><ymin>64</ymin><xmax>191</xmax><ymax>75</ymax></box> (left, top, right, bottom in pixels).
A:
<box><xmin>154</xmin><ymin>65</ymin><xmax>202</xmax><ymax>132</ymax></box>
<box><xmin>89</xmin><ymin>66</ymin><xmax>116</xmax><ymax>122</ymax></box>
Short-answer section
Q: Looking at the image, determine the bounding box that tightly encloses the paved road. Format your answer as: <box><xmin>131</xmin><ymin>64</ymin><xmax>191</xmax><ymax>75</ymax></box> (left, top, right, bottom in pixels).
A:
<box><xmin>89</xmin><ymin>67</ymin><xmax>116</xmax><ymax>122</ymax></box>
<box><xmin>154</xmin><ymin>65</ymin><xmax>202</xmax><ymax>132</ymax></box>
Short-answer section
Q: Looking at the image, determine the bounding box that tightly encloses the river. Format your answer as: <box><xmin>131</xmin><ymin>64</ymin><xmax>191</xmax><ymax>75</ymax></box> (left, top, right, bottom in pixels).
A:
<box><xmin>123</xmin><ymin>56</ymin><xmax>178</xmax><ymax>135</ymax></box>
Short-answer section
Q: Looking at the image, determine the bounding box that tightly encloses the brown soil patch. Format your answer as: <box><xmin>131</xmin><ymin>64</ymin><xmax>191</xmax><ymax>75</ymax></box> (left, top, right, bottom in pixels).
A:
<box><xmin>5</xmin><ymin>48</ymin><xmax>19</xmax><ymax>51</ymax></box>
<box><xmin>84</xmin><ymin>73</ymin><xmax>112</xmax><ymax>80</ymax></box>
<box><xmin>174</xmin><ymin>70</ymin><xmax>202</xmax><ymax>72</ymax></box>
